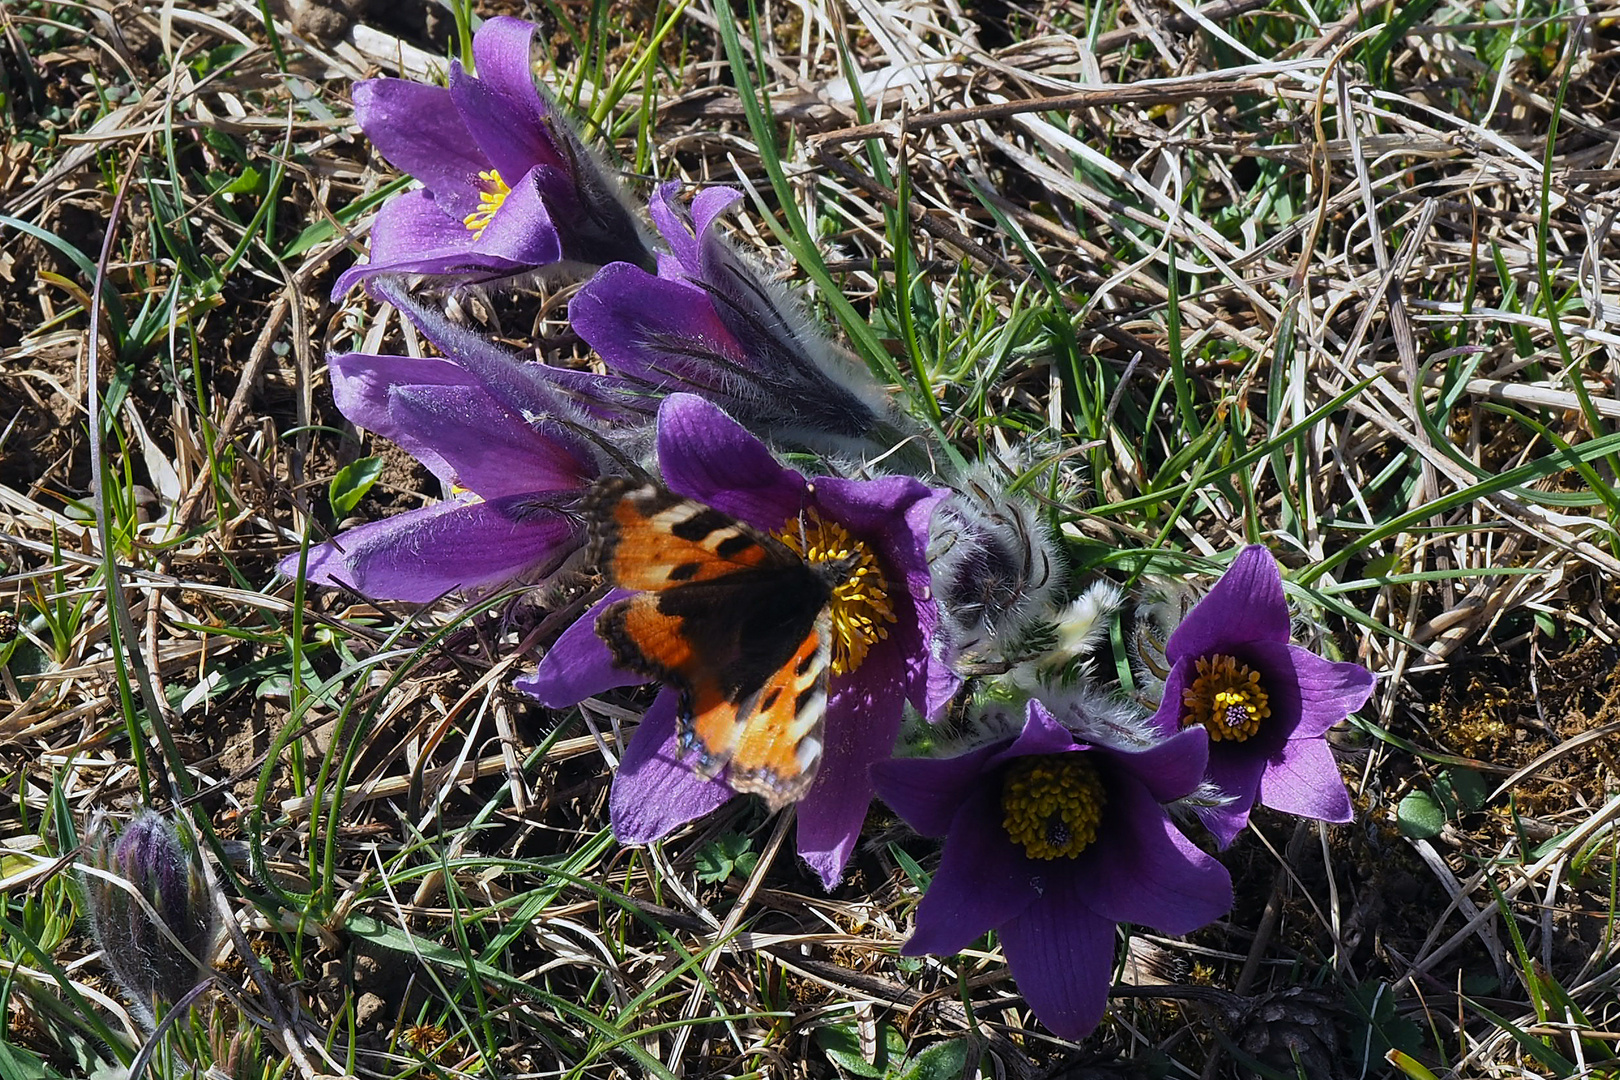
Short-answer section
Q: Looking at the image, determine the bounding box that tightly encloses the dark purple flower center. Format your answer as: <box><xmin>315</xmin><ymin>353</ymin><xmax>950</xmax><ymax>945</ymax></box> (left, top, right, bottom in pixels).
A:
<box><xmin>1000</xmin><ymin>754</ymin><xmax>1105</xmax><ymax>860</ymax></box>
<box><xmin>1180</xmin><ymin>653</ymin><xmax>1270</xmax><ymax>742</ymax></box>
<box><xmin>776</xmin><ymin>510</ymin><xmax>894</xmax><ymax>674</ymax></box>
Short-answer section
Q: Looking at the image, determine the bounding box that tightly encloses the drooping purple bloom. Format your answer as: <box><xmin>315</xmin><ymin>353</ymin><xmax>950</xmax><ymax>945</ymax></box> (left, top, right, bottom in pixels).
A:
<box><xmin>1146</xmin><ymin>545</ymin><xmax>1376</xmax><ymax>847</ymax></box>
<box><xmin>871</xmin><ymin>701</ymin><xmax>1231</xmax><ymax>1041</ymax></box>
<box><xmin>332</xmin><ymin>16</ymin><xmax>653</xmax><ymax>298</ymax></box>
<box><xmin>565</xmin><ymin>183</ymin><xmax>897</xmax><ymax>451</ymax></box>
<box><xmin>520</xmin><ymin>393</ymin><xmax>958</xmax><ymax>888</ymax></box>
<box><xmin>279</xmin><ymin>349</ymin><xmax>598</xmax><ymax>601</ymax></box>
<box><xmin>81</xmin><ymin>810</ymin><xmax>217</xmax><ymax>1028</ymax></box>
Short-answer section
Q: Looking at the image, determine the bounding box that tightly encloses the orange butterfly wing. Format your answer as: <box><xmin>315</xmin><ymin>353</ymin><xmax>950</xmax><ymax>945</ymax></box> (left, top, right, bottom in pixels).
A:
<box><xmin>586</xmin><ymin>477</ymin><xmax>780</xmax><ymax>589</ymax></box>
<box><xmin>587</xmin><ymin>479</ymin><xmax>832</xmax><ymax>808</ymax></box>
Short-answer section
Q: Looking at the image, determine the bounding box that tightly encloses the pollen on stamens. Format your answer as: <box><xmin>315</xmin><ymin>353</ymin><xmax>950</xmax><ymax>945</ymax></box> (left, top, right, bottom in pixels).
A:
<box><xmin>777</xmin><ymin>510</ymin><xmax>896</xmax><ymax>675</ymax></box>
<box><xmin>1181</xmin><ymin>653</ymin><xmax>1270</xmax><ymax>742</ymax></box>
<box><xmin>1001</xmin><ymin>754</ymin><xmax>1106</xmax><ymax>861</ymax></box>
<box><xmin>461</xmin><ymin>169</ymin><xmax>511</xmax><ymax>237</ymax></box>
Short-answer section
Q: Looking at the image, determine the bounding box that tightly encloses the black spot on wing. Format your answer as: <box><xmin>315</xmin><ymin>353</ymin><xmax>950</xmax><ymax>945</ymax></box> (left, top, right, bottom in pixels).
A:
<box><xmin>670</xmin><ymin>508</ymin><xmax>733</xmax><ymax>542</ymax></box>
<box><xmin>668</xmin><ymin>561</ymin><xmax>702</xmax><ymax>581</ymax></box>
<box><xmin>715</xmin><ymin>534</ymin><xmax>753</xmax><ymax>559</ymax></box>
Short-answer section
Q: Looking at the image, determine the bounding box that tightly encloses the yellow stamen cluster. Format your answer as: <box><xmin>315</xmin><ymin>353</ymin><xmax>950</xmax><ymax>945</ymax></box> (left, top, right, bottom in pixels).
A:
<box><xmin>461</xmin><ymin>169</ymin><xmax>511</xmax><ymax>237</ymax></box>
<box><xmin>1000</xmin><ymin>754</ymin><xmax>1106</xmax><ymax>861</ymax></box>
<box><xmin>1181</xmin><ymin>653</ymin><xmax>1270</xmax><ymax>742</ymax></box>
<box><xmin>778</xmin><ymin>511</ymin><xmax>896</xmax><ymax>675</ymax></box>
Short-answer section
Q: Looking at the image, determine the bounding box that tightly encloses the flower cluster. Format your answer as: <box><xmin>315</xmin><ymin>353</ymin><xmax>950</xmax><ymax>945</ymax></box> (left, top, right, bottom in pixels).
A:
<box><xmin>277</xmin><ymin>14</ymin><xmax>1378</xmax><ymax>1045</ymax></box>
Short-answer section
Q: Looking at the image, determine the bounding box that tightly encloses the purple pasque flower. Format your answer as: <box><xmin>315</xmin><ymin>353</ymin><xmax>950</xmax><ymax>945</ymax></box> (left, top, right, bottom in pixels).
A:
<box><xmin>871</xmin><ymin>700</ymin><xmax>1231</xmax><ymax>1041</ymax></box>
<box><xmin>1146</xmin><ymin>545</ymin><xmax>1376</xmax><ymax>848</ymax></box>
<box><xmin>279</xmin><ymin>346</ymin><xmax>600</xmax><ymax>602</ymax></box>
<box><xmin>81</xmin><ymin>810</ymin><xmax>217</xmax><ymax>1028</ymax></box>
<box><xmin>332</xmin><ymin>16</ymin><xmax>653</xmax><ymax>299</ymax></box>
<box><xmin>519</xmin><ymin>393</ymin><xmax>958</xmax><ymax>889</ymax></box>
<box><xmin>565</xmin><ymin>183</ymin><xmax>897</xmax><ymax>452</ymax></box>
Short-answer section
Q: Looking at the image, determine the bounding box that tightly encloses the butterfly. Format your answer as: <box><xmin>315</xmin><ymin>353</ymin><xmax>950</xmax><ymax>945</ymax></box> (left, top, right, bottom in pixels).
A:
<box><xmin>584</xmin><ymin>477</ymin><xmax>852</xmax><ymax>810</ymax></box>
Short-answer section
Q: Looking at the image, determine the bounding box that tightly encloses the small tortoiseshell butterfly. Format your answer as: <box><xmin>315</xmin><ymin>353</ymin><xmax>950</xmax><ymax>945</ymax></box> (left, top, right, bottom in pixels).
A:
<box><xmin>585</xmin><ymin>477</ymin><xmax>853</xmax><ymax>809</ymax></box>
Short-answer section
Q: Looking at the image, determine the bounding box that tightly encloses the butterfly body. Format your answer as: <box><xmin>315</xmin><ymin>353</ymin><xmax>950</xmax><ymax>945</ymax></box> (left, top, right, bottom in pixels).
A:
<box><xmin>585</xmin><ymin>478</ymin><xmax>847</xmax><ymax>808</ymax></box>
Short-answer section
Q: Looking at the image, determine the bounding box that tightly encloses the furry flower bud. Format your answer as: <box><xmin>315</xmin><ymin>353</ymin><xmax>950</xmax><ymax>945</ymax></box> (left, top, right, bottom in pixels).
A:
<box><xmin>927</xmin><ymin>466</ymin><xmax>1062</xmax><ymax>666</ymax></box>
<box><xmin>81</xmin><ymin>810</ymin><xmax>216</xmax><ymax>1027</ymax></box>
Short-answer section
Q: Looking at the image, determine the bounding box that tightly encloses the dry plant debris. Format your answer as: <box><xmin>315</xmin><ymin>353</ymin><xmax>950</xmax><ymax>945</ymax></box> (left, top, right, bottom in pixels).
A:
<box><xmin>4</xmin><ymin>0</ymin><xmax>1620</xmax><ymax>1076</ymax></box>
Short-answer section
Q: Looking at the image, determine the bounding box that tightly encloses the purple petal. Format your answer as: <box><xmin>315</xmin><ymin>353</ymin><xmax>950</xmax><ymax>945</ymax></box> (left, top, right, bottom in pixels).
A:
<box><xmin>1079</xmin><ymin>771</ymin><xmax>1233</xmax><ymax>934</ymax></box>
<box><xmin>1094</xmin><ymin>724</ymin><xmax>1210</xmax><ymax>805</ymax></box>
<box><xmin>450</xmin><ymin>20</ymin><xmax>565</xmax><ymax>184</ymax></box>
<box><xmin>689</xmin><ymin>186</ymin><xmax>744</xmax><ymax>257</ymax></box>
<box><xmin>814</xmin><ymin>475</ymin><xmax>937</xmax><ymax>578</ymax></box>
<box><xmin>692</xmin><ymin>233</ymin><xmax>883</xmax><ymax>441</ymax></box>
<box><xmin>282</xmin><ymin>495</ymin><xmax>577</xmax><ymax>602</ymax></box>
<box><xmin>647</xmin><ymin>184</ymin><xmax>742</xmax><ymax>277</ymax></box>
<box><xmin>519</xmin><ymin>362</ymin><xmax>653</xmax><ymax>425</ymax></box>
<box><xmin>1200</xmin><ymin>744</ymin><xmax>1269</xmax><ymax>847</ymax></box>
<box><xmin>1257</xmin><ymin>735</ymin><xmax>1354</xmax><ymax>824</ymax></box>
<box><xmin>907</xmin><ymin>513</ymin><xmax>959</xmax><ymax>721</ymax></box>
<box><xmin>986</xmin><ymin>701</ymin><xmax>1085</xmax><ymax>768</ymax></box>
<box><xmin>902</xmin><ymin>786</ymin><xmax>1037</xmax><ymax>956</ymax></box>
<box><xmin>327</xmin><ymin>352</ymin><xmax>590</xmax><ymax>498</ymax></box>
<box><xmin>655</xmin><ymin>394</ymin><xmax>808</xmax><ymax>529</ymax></box>
<box><xmin>332</xmin><ymin>190</ymin><xmax>555</xmax><ymax>299</ymax></box>
<box><xmin>1167</xmin><ymin>545</ymin><xmax>1289</xmax><ymax>661</ymax></box>
<box><xmin>648</xmin><ymin>181</ymin><xmax>699</xmax><ymax>271</ymax></box>
<box><xmin>610</xmin><ymin>691</ymin><xmax>736</xmax><ymax>843</ymax></box>
<box><xmin>332</xmin><ymin>192</ymin><xmax>480</xmax><ymax>299</ymax></box>
<box><xmin>570</xmin><ymin>262</ymin><xmax>746</xmax><ymax>397</ymax></box>
<box><xmin>923</xmin><ymin>655</ymin><xmax>962</xmax><ymax>722</ymax></box>
<box><xmin>1146</xmin><ymin>655</ymin><xmax>1195</xmax><ymax>738</ymax></box>
<box><xmin>794</xmin><ymin>639</ymin><xmax>908</xmax><ymax>888</ymax></box>
<box><xmin>517</xmin><ymin>591</ymin><xmax>647</xmax><ymax>707</ymax></box>
<box><xmin>1268</xmin><ymin>643</ymin><xmax>1375</xmax><ymax>740</ymax></box>
<box><xmin>812</xmin><ymin>476</ymin><xmax>959</xmax><ymax>718</ymax></box>
<box><xmin>1000</xmin><ymin>882</ymin><xmax>1118</xmax><ymax>1040</ymax></box>
<box><xmin>371</xmin><ymin>278</ymin><xmax>600</xmax><ymax>429</ymax></box>
<box><xmin>352</xmin><ymin>79</ymin><xmax>487</xmax><ymax>212</ymax></box>
<box><xmin>469</xmin><ymin>164</ymin><xmax>566</xmax><ymax>266</ymax></box>
<box><xmin>871</xmin><ymin>742</ymin><xmax>1004</xmax><ymax>837</ymax></box>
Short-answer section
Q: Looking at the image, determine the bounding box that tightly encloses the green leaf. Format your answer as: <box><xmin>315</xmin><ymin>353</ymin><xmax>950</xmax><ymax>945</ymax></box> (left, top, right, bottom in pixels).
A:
<box><xmin>328</xmin><ymin>456</ymin><xmax>383</xmax><ymax>517</ymax></box>
<box><xmin>889</xmin><ymin>1038</ymin><xmax>976</xmax><ymax>1080</ymax></box>
<box><xmin>695</xmin><ymin>832</ymin><xmax>756</xmax><ymax>883</ymax></box>
<box><xmin>1465</xmin><ymin>996</ymin><xmax>1577</xmax><ymax>1074</ymax></box>
<box><xmin>1396</xmin><ymin>790</ymin><xmax>1445</xmax><ymax>839</ymax></box>
<box><xmin>1349</xmin><ymin>981</ymin><xmax>1426</xmax><ymax>1069</ymax></box>
<box><xmin>817</xmin><ymin>1022</ymin><xmax>891</xmax><ymax>1078</ymax></box>
<box><xmin>218</xmin><ymin>165</ymin><xmax>264</xmax><ymax>195</ymax></box>
<box><xmin>1362</xmin><ymin>552</ymin><xmax>1402</xmax><ymax>579</ymax></box>
<box><xmin>1447</xmin><ymin>769</ymin><xmax>1490</xmax><ymax>813</ymax></box>
<box><xmin>0</xmin><ymin>1041</ymin><xmax>67</xmax><ymax>1079</ymax></box>
<box><xmin>887</xmin><ymin>842</ymin><xmax>931</xmax><ymax>891</ymax></box>
<box><xmin>283</xmin><ymin>218</ymin><xmax>336</xmax><ymax>258</ymax></box>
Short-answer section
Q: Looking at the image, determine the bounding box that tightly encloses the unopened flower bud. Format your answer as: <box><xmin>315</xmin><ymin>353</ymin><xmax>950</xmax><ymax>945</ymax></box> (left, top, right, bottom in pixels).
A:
<box><xmin>928</xmin><ymin>466</ymin><xmax>1061</xmax><ymax>666</ymax></box>
<box><xmin>81</xmin><ymin>810</ymin><xmax>216</xmax><ymax>1027</ymax></box>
